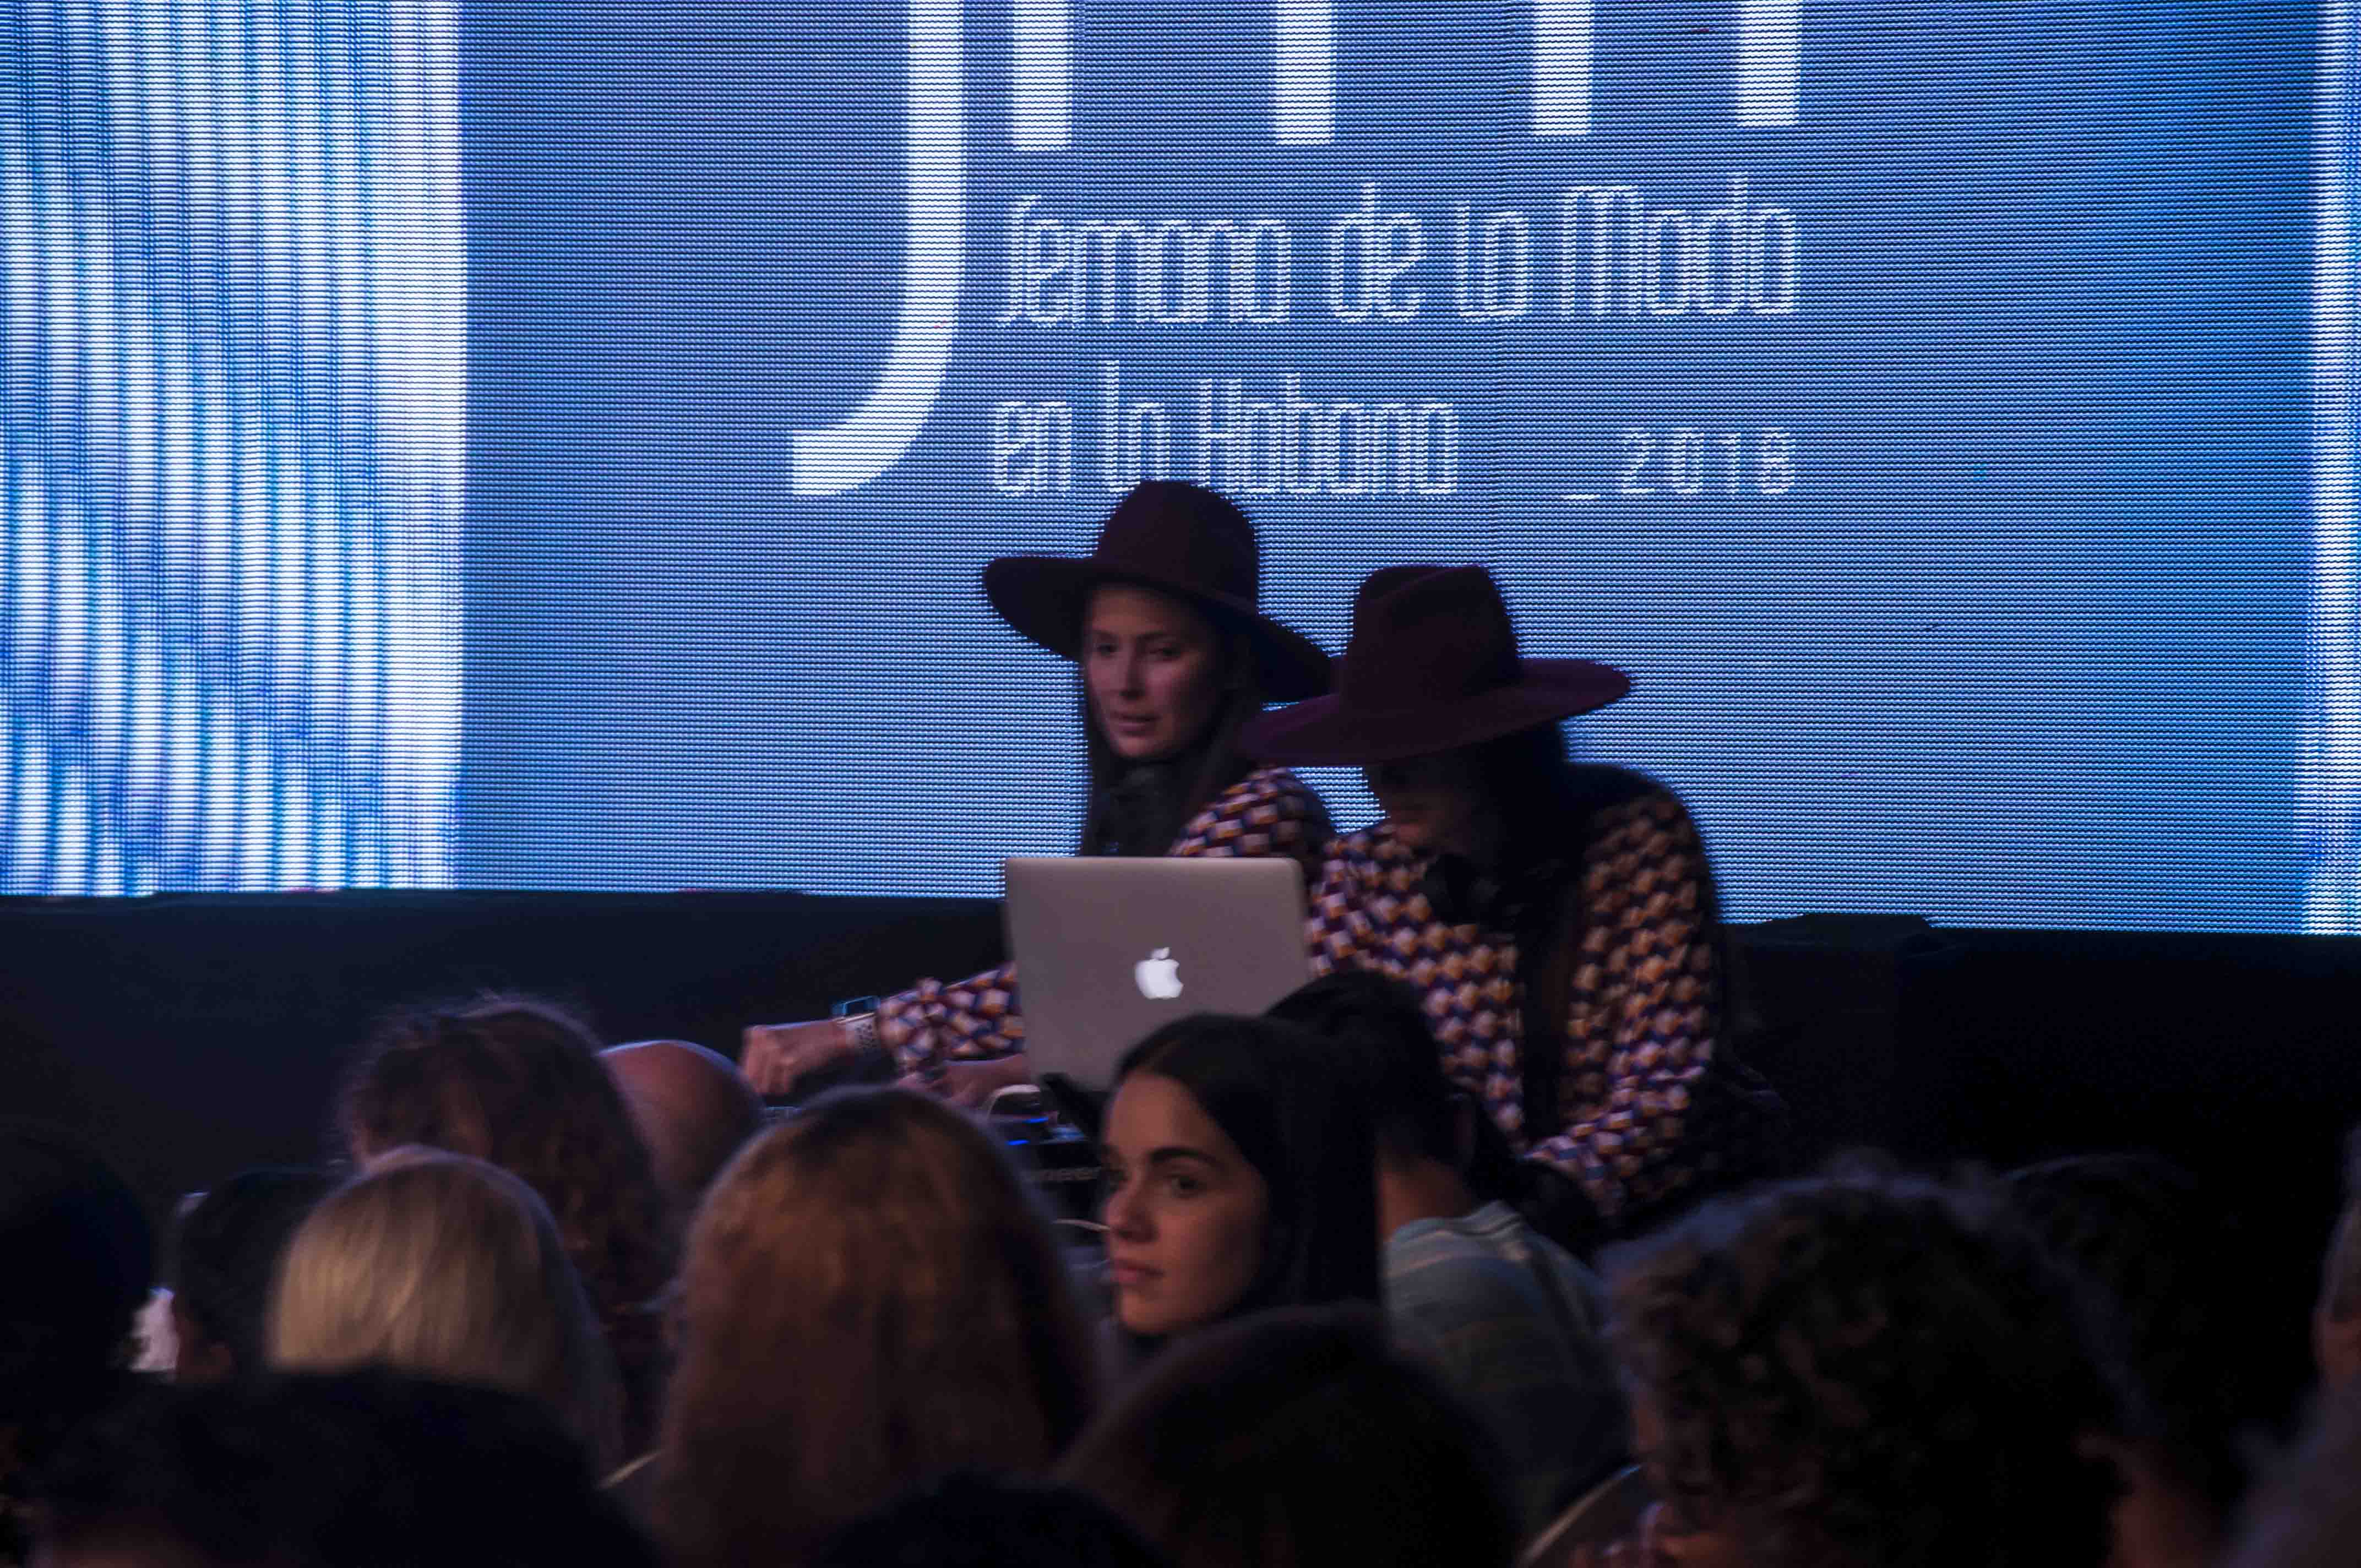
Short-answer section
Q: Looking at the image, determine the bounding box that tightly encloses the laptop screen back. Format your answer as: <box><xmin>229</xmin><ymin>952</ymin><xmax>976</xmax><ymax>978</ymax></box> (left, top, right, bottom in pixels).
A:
<box><xmin>1004</xmin><ymin>856</ymin><xmax>1313</xmax><ymax>1092</ymax></box>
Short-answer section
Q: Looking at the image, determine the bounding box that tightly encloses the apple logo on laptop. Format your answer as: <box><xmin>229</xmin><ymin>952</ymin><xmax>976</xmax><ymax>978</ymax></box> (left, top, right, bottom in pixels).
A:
<box><xmin>1135</xmin><ymin>948</ymin><xmax>1183</xmax><ymax>1001</ymax></box>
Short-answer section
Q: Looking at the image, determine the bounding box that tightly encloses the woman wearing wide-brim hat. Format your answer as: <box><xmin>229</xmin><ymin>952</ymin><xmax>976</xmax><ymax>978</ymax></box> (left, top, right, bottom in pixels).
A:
<box><xmin>1242</xmin><ymin>565</ymin><xmax>1784</xmax><ymax>1242</ymax></box>
<box><xmin>742</xmin><ymin>482</ymin><xmax>1335</xmax><ymax>1104</ymax></box>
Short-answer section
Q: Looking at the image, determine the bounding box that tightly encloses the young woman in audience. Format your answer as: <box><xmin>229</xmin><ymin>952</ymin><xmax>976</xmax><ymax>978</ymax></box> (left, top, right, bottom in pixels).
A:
<box><xmin>1098</xmin><ymin>1013</ymin><xmax>1378</xmax><ymax>1353</ymax></box>
<box><xmin>270</xmin><ymin>1150</ymin><xmax>624</xmax><ymax>1472</ymax></box>
<box><xmin>1604</xmin><ymin>1166</ymin><xmax>2125</xmax><ymax>1568</ymax></box>
<box><xmin>1060</xmin><ymin>1305</ymin><xmax>1517</xmax><ymax>1568</ymax></box>
<box><xmin>335</xmin><ymin>994</ymin><xmax>674</xmax><ymax>1449</ymax></box>
<box><xmin>1240</xmin><ymin>564</ymin><xmax>1786</xmax><ymax>1244</ymax></box>
<box><xmin>656</xmin><ymin>1087</ymin><xmax>1100</xmax><ymax>1568</ymax></box>
<box><xmin>741</xmin><ymin>481</ymin><xmax>1334</xmax><ymax>1108</ymax></box>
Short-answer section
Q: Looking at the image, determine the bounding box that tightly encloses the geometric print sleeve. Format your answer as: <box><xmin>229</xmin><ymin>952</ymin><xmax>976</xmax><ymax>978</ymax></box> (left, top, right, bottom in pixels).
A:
<box><xmin>1166</xmin><ymin>764</ymin><xmax>1335</xmax><ymax>884</ymax></box>
<box><xmin>1526</xmin><ymin>790</ymin><xmax>1732</xmax><ymax>1222</ymax></box>
<box><xmin>879</xmin><ymin>766</ymin><xmax>1335</xmax><ymax>1075</ymax></box>
<box><xmin>1304</xmin><ymin>788</ymin><xmax>1782</xmax><ymax>1230</ymax></box>
<box><xmin>877</xmin><ymin>960</ymin><xmax>1027</xmax><ymax>1077</ymax></box>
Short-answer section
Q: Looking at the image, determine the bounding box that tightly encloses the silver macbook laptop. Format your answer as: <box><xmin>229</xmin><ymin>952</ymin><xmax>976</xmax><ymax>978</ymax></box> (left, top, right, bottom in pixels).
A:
<box><xmin>1004</xmin><ymin>856</ymin><xmax>1314</xmax><ymax>1092</ymax></box>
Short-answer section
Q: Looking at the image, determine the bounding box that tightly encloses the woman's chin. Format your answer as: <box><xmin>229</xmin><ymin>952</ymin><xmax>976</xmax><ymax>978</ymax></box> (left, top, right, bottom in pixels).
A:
<box><xmin>1105</xmin><ymin>731</ymin><xmax>1177</xmax><ymax>763</ymax></box>
<box><xmin>1116</xmin><ymin>1299</ymin><xmax>1207</xmax><ymax>1340</ymax></box>
<box><xmin>1116</xmin><ymin>1306</ymin><xmax>1171</xmax><ymax>1338</ymax></box>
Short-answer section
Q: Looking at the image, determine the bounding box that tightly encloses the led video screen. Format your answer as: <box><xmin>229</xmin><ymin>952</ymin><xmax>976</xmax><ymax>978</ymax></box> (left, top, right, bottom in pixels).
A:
<box><xmin>7</xmin><ymin>0</ymin><xmax>2348</xmax><ymax>931</ymax></box>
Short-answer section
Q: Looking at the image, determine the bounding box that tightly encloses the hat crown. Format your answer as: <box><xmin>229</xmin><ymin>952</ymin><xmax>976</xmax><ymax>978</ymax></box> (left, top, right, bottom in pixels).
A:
<box><xmin>1090</xmin><ymin>481</ymin><xmax>1259</xmax><ymax>606</ymax></box>
<box><xmin>1340</xmin><ymin>565</ymin><xmax>1522</xmax><ymax>709</ymax></box>
<box><xmin>1234</xmin><ymin>565</ymin><xmax>1628</xmax><ymax>764</ymax></box>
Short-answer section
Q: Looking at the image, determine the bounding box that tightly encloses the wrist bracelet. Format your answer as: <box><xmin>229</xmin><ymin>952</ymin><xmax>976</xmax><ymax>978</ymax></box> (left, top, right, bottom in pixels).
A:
<box><xmin>838</xmin><ymin>1010</ymin><xmax>880</xmax><ymax>1053</ymax></box>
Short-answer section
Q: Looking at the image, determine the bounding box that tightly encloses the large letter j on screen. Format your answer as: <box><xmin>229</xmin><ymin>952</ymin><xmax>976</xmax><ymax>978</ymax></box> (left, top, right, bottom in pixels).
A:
<box><xmin>791</xmin><ymin>0</ymin><xmax>964</xmax><ymax>497</ymax></box>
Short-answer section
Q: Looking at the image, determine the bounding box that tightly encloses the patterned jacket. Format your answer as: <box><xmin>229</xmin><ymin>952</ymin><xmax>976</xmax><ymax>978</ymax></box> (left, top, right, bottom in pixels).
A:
<box><xmin>879</xmin><ymin>765</ymin><xmax>1334</xmax><ymax>1075</ymax></box>
<box><xmin>1308</xmin><ymin>777</ymin><xmax>1781</xmax><ymax>1226</ymax></box>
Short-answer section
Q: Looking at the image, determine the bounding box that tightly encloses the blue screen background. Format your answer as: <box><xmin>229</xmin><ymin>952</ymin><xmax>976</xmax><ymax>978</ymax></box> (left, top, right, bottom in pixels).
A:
<box><xmin>7</xmin><ymin>0</ymin><xmax>2347</xmax><ymax>930</ymax></box>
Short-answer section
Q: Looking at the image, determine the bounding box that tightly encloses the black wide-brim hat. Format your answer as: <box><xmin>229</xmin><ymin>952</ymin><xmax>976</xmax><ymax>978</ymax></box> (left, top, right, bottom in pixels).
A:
<box><xmin>983</xmin><ymin>482</ymin><xmax>1332</xmax><ymax>702</ymax></box>
<box><xmin>1238</xmin><ymin>565</ymin><xmax>1629</xmax><ymax>765</ymax></box>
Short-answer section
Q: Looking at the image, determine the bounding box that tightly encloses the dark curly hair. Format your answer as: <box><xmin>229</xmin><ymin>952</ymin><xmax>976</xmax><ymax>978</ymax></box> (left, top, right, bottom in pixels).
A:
<box><xmin>168</xmin><ymin>1166</ymin><xmax>333</xmax><ymax>1377</ymax></box>
<box><xmin>336</xmin><ymin>995</ymin><xmax>674</xmax><ymax>1449</ymax></box>
<box><xmin>1604</xmin><ymin>1166</ymin><xmax>2124</xmax><ymax>1568</ymax></box>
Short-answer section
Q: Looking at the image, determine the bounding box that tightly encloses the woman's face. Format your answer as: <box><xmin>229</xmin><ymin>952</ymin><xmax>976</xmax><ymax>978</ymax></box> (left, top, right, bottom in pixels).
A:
<box><xmin>1100</xmin><ymin>1071</ymin><xmax>1269</xmax><ymax>1338</ymax></box>
<box><xmin>1082</xmin><ymin>585</ymin><xmax>1225</xmax><ymax>764</ymax></box>
<box><xmin>1364</xmin><ymin>747</ymin><xmax>1497</xmax><ymax>860</ymax></box>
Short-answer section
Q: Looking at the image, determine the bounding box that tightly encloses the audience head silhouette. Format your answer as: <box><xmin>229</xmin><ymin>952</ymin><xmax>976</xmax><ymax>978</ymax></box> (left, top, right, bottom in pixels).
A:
<box><xmin>1607</xmin><ymin>1165</ymin><xmax>2124</xmax><ymax>1568</ymax></box>
<box><xmin>168</xmin><ymin>1166</ymin><xmax>333</xmax><ymax>1384</ymax></box>
<box><xmin>36</xmin><ymin>1369</ymin><xmax>655</xmax><ymax>1568</ymax></box>
<box><xmin>270</xmin><ymin>1148</ymin><xmax>623</xmax><ymax>1469</ymax></box>
<box><xmin>0</xmin><ymin>1121</ymin><xmax>151</xmax><ymax>1563</ymax></box>
<box><xmin>599</xmin><ymin>1038</ymin><xmax>763</xmax><ymax>1208</ymax></box>
<box><xmin>1062</xmin><ymin>1305</ymin><xmax>1516</xmax><ymax>1568</ymax></box>
<box><xmin>337</xmin><ymin>994</ymin><xmax>674</xmax><ymax>1444</ymax></box>
<box><xmin>2006</xmin><ymin>1152</ymin><xmax>2253</xmax><ymax>1539</ymax></box>
<box><xmin>658</xmin><ymin>1086</ymin><xmax>1100</xmax><ymax>1568</ymax></box>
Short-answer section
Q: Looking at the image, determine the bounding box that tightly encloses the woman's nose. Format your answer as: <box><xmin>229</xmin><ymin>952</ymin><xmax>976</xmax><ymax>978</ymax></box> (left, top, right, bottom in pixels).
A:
<box><xmin>1103</xmin><ymin>1182</ymin><xmax>1149</xmax><ymax>1238</ymax></box>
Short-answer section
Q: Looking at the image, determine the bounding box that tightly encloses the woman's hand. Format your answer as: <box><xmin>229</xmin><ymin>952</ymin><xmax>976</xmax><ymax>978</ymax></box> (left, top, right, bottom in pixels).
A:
<box><xmin>739</xmin><ymin>1018</ymin><xmax>855</xmax><ymax>1096</ymax></box>
<box><xmin>901</xmin><ymin>1053</ymin><xmax>1034</xmax><ymax>1110</ymax></box>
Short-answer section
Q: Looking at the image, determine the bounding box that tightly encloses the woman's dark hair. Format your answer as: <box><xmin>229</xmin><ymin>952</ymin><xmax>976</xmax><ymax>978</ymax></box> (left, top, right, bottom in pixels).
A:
<box><xmin>1060</xmin><ymin>1305</ymin><xmax>1516</xmax><ymax>1568</ymax></box>
<box><xmin>335</xmin><ymin>994</ymin><xmax>674</xmax><ymax>1448</ymax></box>
<box><xmin>658</xmin><ymin>1087</ymin><xmax>1101</xmax><ymax>1568</ymax></box>
<box><xmin>1464</xmin><ymin>721</ymin><xmax>1580</xmax><ymax>862</ymax></box>
<box><xmin>1264</xmin><ymin>971</ymin><xmax>1522</xmax><ymax>1204</ymax></box>
<box><xmin>1606</xmin><ymin>1165</ymin><xmax>2124</xmax><ymax>1568</ymax></box>
<box><xmin>1114</xmin><ymin>1014</ymin><xmax>1381</xmax><ymax>1327</ymax></box>
<box><xmin>169</xmin><ymin>1166</ymin><xmax>333</xmax><ymax>1376</ymax></box>
<box><xmin>1078</xmin><ymin>596</ymin><xmax>1266</xmax><ymax>858</ymax></box>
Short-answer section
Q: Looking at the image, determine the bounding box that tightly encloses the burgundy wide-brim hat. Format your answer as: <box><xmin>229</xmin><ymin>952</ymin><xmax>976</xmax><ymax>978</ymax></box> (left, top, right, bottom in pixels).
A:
<box><xmin>1239</xmin><ymin>565</ymin><xmax>1629</xmax><ymax>765</ymax></box>
<box><xmin>983</xmin><ymin>481</ymin><xmax>1332</xmax><ymax>702</ymax></box>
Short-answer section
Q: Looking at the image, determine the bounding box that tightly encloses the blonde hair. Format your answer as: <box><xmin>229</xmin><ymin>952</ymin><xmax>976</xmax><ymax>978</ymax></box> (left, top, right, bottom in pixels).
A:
<box><xmin>270</xmin><ymin>1149</ymin><xmax>623</xmax><ymax>1469</ymax></box>
<box><xmin>659</xmin><ymin>1089</ymin><xmax>1100</xmax><ymax>1568</ymax></box>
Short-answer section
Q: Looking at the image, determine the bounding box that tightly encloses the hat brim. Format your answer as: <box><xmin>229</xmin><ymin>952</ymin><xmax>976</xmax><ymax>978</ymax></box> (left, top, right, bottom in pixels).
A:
<box><xmin>1237</xmin><ymin>661</ymin><xmax>1630</xmax><ymax>765</ymax></box>
<box><xmin>983</xmin><ymin>557</ymin><xmax>1332</xmax><ymax>702</ymax></box>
